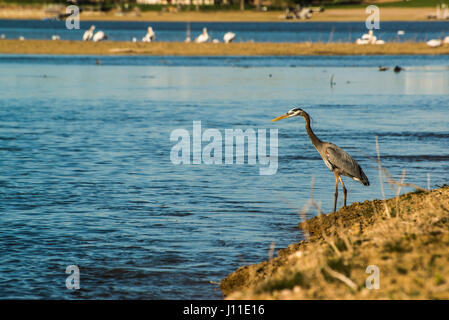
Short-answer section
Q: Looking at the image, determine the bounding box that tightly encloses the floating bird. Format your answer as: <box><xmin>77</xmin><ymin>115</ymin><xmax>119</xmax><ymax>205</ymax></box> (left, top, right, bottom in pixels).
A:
<box><xmin>195</xmin><ymin>27</ymin><xmax>210</xmax><ymax>43</ymax></box>
<box><xmin>427</xmin><ymin>39</ymin><xmax>442</xmax><ymax>47</ymax></box>
<box><xmin>223</xmin><ymin>31</ymin><xmax>236</xmax><ymax>43</ymax></box>
<box><xmin>142</xmin><ymin>26</ymin><xmax>155</xmax><ymax>42</ymax></box>
<box><xmin>394</xmin><ymin>65</ymin><xmax>403</xmax><ymax>73</ymax></box>
<box><xmin>272</xmin><ymin>108</ymin><xmax>369</xmax><ymax>213</ymax></box>
<box><xmin>378</xmin><ymin>66</ymin><xmax>389</xmax><ymax>71</ymax></box>
<box><xmin>92</xmin><ymin>30</ymin><xmax>107</xmax><ymax>42</ymax></box>
<box><xmin>83</xmin><ymin>25</ymin><xmax>95</xmax><ymax>41</ymax></box>
<box><xmin>397</xmin><ymin>30</ymin><xmax>405</xmax><ymax>36</ymax></box>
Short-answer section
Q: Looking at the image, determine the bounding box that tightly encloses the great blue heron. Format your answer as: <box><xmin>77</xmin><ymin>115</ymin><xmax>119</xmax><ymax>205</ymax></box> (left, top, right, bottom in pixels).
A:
<box><xmin>272</xmin><ymin>108</ymin><xmax>369</xmax><ymax>213</ymax></box>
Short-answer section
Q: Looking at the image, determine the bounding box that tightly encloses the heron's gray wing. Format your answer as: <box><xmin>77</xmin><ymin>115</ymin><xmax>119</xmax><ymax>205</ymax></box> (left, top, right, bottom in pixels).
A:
<box><xmin>325</xmin><ymin>144</ymin><xmax>369</xmax><ymax>186</ymax></box>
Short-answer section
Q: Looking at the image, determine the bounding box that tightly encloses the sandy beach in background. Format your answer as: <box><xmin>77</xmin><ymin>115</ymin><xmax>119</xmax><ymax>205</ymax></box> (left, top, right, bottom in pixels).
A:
<box><xmin>0</xmin><ymin>39</ymin><xmax>448</xmax><ymax>56</ymax></box>
<box><xmin>0</xmin><ymin>7</ymin><xmax>440</xmax><ymax>22</ymax></box>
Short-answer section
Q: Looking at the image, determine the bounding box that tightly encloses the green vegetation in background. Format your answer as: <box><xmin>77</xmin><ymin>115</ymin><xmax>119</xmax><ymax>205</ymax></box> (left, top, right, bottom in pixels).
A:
<box><xmin>0</xmin><ymin>0</ymin><xmax>444</xmax><ymax>10</ymax></box>
<box><xmin>136</xmin><ymin>3</ymin><xmax>246</xmax><ymax>12</ymax></box>
<box><xmin>0</xmin><ymin>0</ymin><xmax>66</xmax><ymax>4</ymax></box>
<box><xmin>324</xmin><ymin>0</ymin><xmax>448</xmax><ymax>8</ymax></box>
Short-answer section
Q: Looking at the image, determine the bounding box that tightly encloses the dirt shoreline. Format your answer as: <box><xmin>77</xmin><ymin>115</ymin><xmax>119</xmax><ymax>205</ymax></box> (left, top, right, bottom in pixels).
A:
<box><xmin>220</xmin><ymin>186</ymin><xmax>449</xmax><ymax>299</ymax></box>
<box><xmin>0</xmin><ymin>7</ymin><xmax>441</xmax><ymax>22</ymax></box>
<box><xmin>1</xmin><ymin>40</ymin><xmax>449</xmax><ymax>56</ymax></box>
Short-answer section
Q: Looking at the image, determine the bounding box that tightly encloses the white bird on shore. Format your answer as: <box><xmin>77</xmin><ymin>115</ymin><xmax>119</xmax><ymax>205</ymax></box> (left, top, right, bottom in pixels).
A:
<box><xmin>83</xmin><ymin>25</ymin><xmax>95</xmax><ymax>41</ymax></box>
<box><xmin>185</xmin><ymin>22</ymin><xmax>191</xmax><ymax>43</ymax></box>
<box><xmin>361</xmin><ymin>30</ymin><xmax>374</xmax><ymax>41</ymax></box>
<box><xmin>223</xmin><ymin>31</ymin><xmax>236</xmax><ymax>43</ymax></box>
<box><xmin>18</xmin><ymin>36</ymin><xmax>25</xmax><ymax>41</ymax></box>
<box><xmin>51</xmin><ymin>35</ymin><xmax>60</xmax><ymax>40</ymax></box>
<box><xmin>356</xmin><ymin>38</ymin><xmax>370</xmax><ymax>45</ymax></box>
<box><xmin>142</xmin><ymin>26</ymin><xmax>155</xmax><ymax>42</ymax></box>
<box><xmin>195</xmin><ymin>28</ymin><xmax>210</xmax><ymax>43</ymax></box>
<box><xmin>0</xmin><ymin>34</ymin><xmax>5</xmax><ymax>40</ymax></box>
<box><xmin>427</xmin><ymin>39</ymin><xmax>442</xmax><ymax>47</ymax></box>
<box><xmin>443</xmin><ymin>36</ymin><xmax>449</xmax><ymax>44</ymax></box>
<box><xmin>356</xmin><ymin>30</ymin><xmax>384</xmax><ymax>45</ymax></box>
<box><xmin>212</xmin><ymin>39</ymin><xmax>220</xmax><ymax>43</ymax></box>
<box><xmin>92</xmin><ymin>30</ymin><xmax>107</xmax><ymax>42</ymax></box>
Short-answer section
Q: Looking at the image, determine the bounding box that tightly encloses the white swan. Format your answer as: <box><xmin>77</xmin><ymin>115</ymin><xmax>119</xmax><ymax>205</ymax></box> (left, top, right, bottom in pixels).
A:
<box><xmin>83</xmin><ymin>25</ymin><xmax>95</xmax><ymax>41</ymax></box>
<box><xmin>195</xmin><ymin>28</ymin><xmax>209</xmax><ymax>43</ymax></box>
<box><xmin>361</xmin><ymin>30</ymin><xmax>374</xmax><ymax>41</ymax></box>
<box><xmin>356</xmin><ymin>38</ymin><xmax>370</xmax><ymax>45</ymax></box>
<box><xmin>356</xmin><ymin>30</ymin><xmax>385</xmax><ymax>45</ymax></box>
<box><xmin>223</xmin><ymin>32</ymin><xmax>236</xmax><ymax>43</ymax></box>
<box><xmin>92</xmin><ymin>30</ymin><xmax>107</xmax><ymax>42</ymax></box>
<box><xmin>427</xmin><ymin>39</ymin><xmax>442</xmax><ymax>47</ymax></box>
<box><xmin>142</xmin><ymin>27</ymin><xmax>155</xmax><ymax>42</ymax></box>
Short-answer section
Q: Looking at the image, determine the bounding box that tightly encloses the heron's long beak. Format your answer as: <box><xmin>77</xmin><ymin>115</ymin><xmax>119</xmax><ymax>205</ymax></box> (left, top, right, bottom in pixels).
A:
<box><xmin>272</xmin><ymin>114</ymin><xmax>290</xmax><ymax>122</ymax></box>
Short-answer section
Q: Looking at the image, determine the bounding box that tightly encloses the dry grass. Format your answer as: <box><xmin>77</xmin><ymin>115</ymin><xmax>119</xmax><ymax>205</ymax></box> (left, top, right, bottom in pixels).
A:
<box><xmin>1</xmin><ymin>40</ymin><xmax>449</xmax><ymax>56</ymax></box>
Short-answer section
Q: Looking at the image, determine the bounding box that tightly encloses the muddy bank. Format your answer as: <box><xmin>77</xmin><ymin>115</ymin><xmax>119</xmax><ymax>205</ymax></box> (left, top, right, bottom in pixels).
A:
<box><xmin>220</xmin><ymin>186</ymin><xmax>449</xmax><ymax>299</ymax></box>
<box><xmin>1</xmin><ymin>40</ymin><xmax>449</xmax><ymax>56</ymax></box>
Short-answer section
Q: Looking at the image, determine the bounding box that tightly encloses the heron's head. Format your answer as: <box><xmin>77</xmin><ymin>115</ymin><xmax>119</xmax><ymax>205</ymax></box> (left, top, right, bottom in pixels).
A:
<box><xmin>272</xmin><ymin>107</ymin><xmax>306</xmax><ymax>122</ymax></box>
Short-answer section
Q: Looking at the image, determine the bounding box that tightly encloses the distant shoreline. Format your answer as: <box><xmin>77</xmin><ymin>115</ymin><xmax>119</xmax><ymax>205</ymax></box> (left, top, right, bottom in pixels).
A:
<box><xmin>0</xmin><ymin>7</ymin><xmax>442</xmax><ymax>22</ymax></box>
<box><xmin>1</xmin><ymin>40</ymin><xmax>448</xmax><ymax>56</ymax></box>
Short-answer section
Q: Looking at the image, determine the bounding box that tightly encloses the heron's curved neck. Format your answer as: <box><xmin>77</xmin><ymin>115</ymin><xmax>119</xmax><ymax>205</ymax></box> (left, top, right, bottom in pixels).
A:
<box><xmin>302</xmin><ymin>113</ymin><xmax>322</xmax><ymax>148</ymax></box>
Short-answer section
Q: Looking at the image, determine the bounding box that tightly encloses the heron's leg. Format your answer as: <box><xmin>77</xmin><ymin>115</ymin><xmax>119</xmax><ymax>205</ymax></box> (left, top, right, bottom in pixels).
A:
<box><xmin>333</xmin><ymin>170</ymin><xmax>339</xmax><ymax>213</ymax></box>
<box><xmin>338</xmin><ymin>176</ymin><xmax>348</xmax><ymax>207</ymax></box>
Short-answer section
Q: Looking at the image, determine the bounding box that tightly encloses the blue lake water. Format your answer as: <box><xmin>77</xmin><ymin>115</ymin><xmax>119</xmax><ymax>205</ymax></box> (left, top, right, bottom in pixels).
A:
<box><xmin>0</xmin><ymin>19</ymin><xmax>448</xmax><ymax>42</ymax></box>
<box><xmin>0</xmin><ymin>54</ymin><xmax>448</xmax><ymax>299</ymax></box>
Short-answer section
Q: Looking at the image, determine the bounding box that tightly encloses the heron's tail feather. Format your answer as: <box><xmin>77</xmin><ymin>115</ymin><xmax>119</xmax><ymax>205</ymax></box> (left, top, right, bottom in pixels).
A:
<box><xmin>359</xmin><ymin>166</ymin><xmax>370</xmax><ymax>186</ymax></box>
<box><xmin>352</xmin><ymin>165</ymin><xmax>369</xmax><ymax>186</ymax></box>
